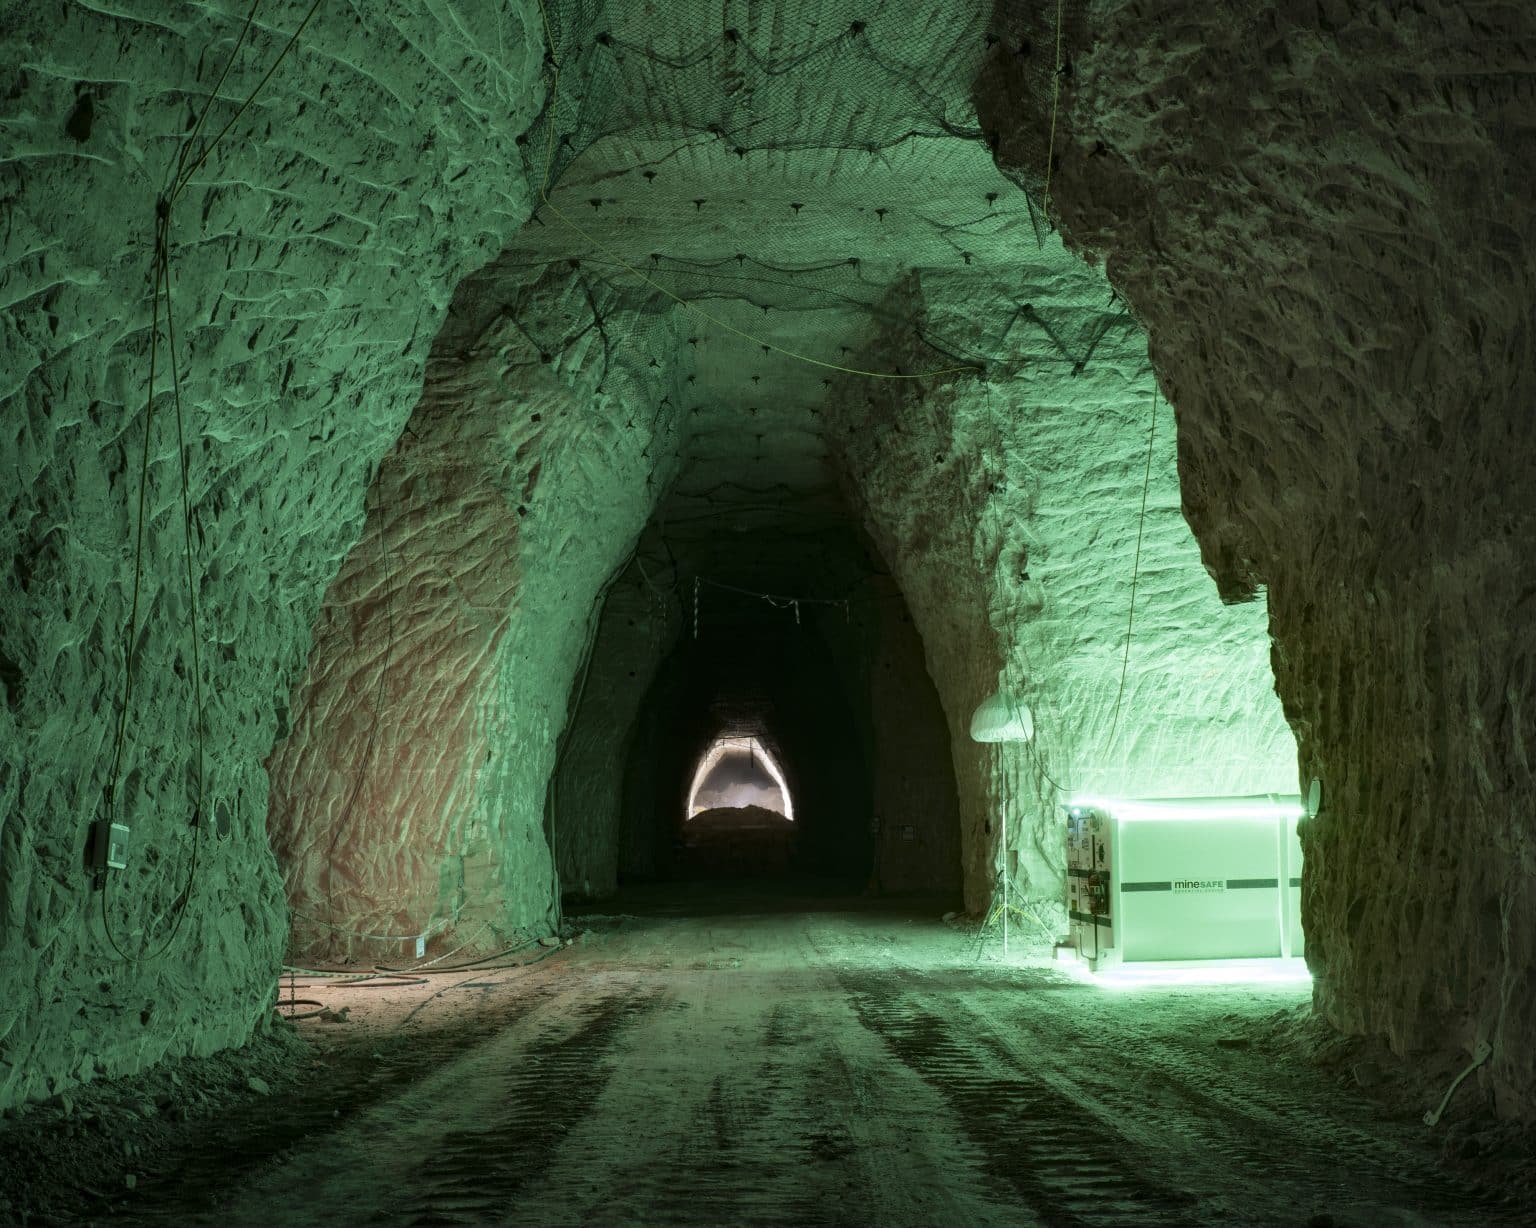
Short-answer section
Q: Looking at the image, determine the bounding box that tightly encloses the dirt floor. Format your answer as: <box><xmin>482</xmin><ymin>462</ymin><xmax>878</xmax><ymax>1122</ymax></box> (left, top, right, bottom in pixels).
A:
<box><xmin>3</xmin><ymin>881</ymin><xmax>1533</xmax><ymax>1226</ymax></box>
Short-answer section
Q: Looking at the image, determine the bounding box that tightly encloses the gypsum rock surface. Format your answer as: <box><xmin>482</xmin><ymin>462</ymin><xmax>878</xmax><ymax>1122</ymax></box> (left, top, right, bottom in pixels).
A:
<box><xmin>1038</xmin><ymin>0</ymin><xmax>1536</xmax><ymax>1115</ymax></box>
<box><xmin>0</xmin><ymin>0</ymin><xmax>546</xmax><ymax>1110</ymax></box>
<box><xmin>267</xmin><ymin>261</ymin><xmax>688</xmax><ymax>962</ymax></box>
<box><xmin>827</xmin><ymin>263</ymin><xmax>1296</xmax><ymax>915</ymax></box>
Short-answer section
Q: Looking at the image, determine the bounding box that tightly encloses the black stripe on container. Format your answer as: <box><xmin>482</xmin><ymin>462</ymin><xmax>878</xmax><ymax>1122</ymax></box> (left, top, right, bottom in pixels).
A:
<box><xmin>1119</xmin><ymin>878</ymin><xmax>1284</xmax><ymax>892</ymax></box>
<box><xmin>1069</xmin><ymin>910</ymin><xmax>1112</xmax><ymax>927</ymax></box>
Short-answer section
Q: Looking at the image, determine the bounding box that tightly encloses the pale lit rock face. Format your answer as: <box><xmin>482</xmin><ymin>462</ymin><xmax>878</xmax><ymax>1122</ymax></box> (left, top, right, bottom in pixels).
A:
<box><xmin>1043</xmin><ymin>0</ymin><xmax>1536</xmax><ymax>1114</ymax></box>
<box><xmin>0</xmin><ymin>1</ymin><xmax>545</xmax><ymax>1108</ymax></box>
<box><xmin>267</xmin><ymin>262</ymin><xmax>686</xmax><ymax>959</ymax></box>
<box><xmin>828</xmin><ymin>264</ymin><xmax>1296</xmax><ymax>913</ymax></box>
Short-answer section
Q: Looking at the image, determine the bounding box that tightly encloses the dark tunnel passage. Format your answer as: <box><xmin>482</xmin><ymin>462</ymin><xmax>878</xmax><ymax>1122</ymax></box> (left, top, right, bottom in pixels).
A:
<box><xmin>625</xmin><ymin>610</ymin><xmax>879</xmax><ymax>887</ymax></box>
<box><xmin>555</xmin><ymin>522</ymin><xmax>964</xmax><ymax>902</ymax></box>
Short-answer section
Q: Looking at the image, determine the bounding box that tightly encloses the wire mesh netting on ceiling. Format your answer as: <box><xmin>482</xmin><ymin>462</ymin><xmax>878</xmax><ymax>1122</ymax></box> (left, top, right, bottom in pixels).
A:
<box><xmin>527</xmin><ymin>1</ymin><xmax>991</xmax><ymax>184</ymax></box>
<box><xmin>491</xmin><ymin>251</ymin><xmax>1131</xmax><ymax>383</ymax></box>
<box><xmin>493</xmin><ymin>250</ymin><xmax>991</xmax><ymax>371</ymax></box>
<box><xmin>511</xmin><ymin>1</ymin><xmax>1095</xmax><ymax>381</ymax></box>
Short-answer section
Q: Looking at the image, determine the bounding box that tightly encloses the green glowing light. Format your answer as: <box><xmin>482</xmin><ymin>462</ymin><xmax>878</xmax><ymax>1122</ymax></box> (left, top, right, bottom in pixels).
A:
<box><xmin>1067</xmin><ymin>794</ymin><xmax>1304</xmax><ymax>822</ymax></box>
<box><xmin>1063</xmin><ymin>957</ymin><xmax>1312</xmax><ymax>991</ymax></box>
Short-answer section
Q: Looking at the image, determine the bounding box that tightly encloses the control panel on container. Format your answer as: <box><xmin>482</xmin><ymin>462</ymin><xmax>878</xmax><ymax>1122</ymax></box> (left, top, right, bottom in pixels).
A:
<box><xmin>1066</xmin><ymin>806</ymin><xmax>1116</xmax><ymax>967</ymax></box>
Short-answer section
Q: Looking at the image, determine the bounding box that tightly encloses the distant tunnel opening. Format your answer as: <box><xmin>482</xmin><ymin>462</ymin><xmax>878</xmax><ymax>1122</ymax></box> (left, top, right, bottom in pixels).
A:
<box><xmin>551</xmin><ymin>522</ymin><xmax>965</xmax><ymax>905</ymax></box>
<box><xmin>679</xmin><ymin>735</ymin><xmax>797</xmax><ymax>880</ymax></box>
<box><xmin>687</xmin><ymin>736</ymin><xmax>793</xmax><ymax>821</ymax></box>
<box><xmin>627</xmin><ymin>608</ymin><xmax>878</xmax><ymax>889</ymax></box>
<box><xmin>680</xmin><ymin>735</ymin><xmax>797</xmax><ymax>879</ymax></box>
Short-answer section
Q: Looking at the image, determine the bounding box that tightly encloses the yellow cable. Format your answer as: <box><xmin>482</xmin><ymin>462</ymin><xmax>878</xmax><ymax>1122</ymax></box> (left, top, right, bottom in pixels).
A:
<box><xmin>1043</xmin><ymin>0</ymin><xmax>1064</xmax><ymax>223</ymax></box>
<box><xmin>532</xmin><ymin>0</ymin><xmax>980</xmax><ymax>381</ymax></box>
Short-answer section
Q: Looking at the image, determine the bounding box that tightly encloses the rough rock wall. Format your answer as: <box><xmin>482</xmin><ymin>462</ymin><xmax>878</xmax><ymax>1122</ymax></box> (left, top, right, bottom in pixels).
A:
<box><xmin>810</xmin><ymin>570</ymin><xmax>963</xmax><ymax>894</ymax></box>
<box><xmin>829</xmin><ymin>268</ymin><xmax>1295</xmax><ymax>915</ymax></box>
<box><xmin>0</xmin><ymin>0</ymin><xmax>544</xmax><ymax>1108</ymax></box>
<box><xmin>268</xmin><ymin>264</ymin><xmax>684</xmax><ymax>957</ymax></box>
<box><xmin>1044</xmin><ymin>0</ymin><xmax>1536</xmax><ymax>1115</ymax></box>
<box><xmin>827</xmin><ymin>355</ymin><xmax>1004</xmax><ymax>909</ymax></box>
<box><xmin>867</xmin><ymin>598</ymin><xmax>963</xmax><ymax>895</ymax></box>
<box><xmin>550</xmin><ymin>562</ymin><xmax>679</xmax><ymax>900</ymax></box>
<box><xmin>617</xmin><ymin>649</ymin><xmax>685</xmax><ymax>882</ymax></box>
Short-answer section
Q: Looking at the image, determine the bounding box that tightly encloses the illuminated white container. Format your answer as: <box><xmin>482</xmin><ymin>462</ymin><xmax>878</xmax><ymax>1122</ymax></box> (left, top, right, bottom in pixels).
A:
<box><xmin>1066</xmin><ymin>796</ymin><xmax>1305</xmax><ymax>969</ymax></box>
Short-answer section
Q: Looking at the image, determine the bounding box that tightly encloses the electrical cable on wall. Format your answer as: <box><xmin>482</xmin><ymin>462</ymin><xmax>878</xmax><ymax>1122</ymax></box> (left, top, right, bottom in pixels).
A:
<box><xmin>282</xmin><ymin>967</ymin><xmax>428</xmax><ymax>987</ymax></box>
<box><xmin>1103</xmin><ymin>383</ymin><xmax>1159</xmax><ymax>754</ymax></box>
<box><xmin>696</xmin><ymin>576</ymin><xmax>850</xmax><ymax>607</ymax></box>
<box><xmin>690</xmin><ymin>575</ymin><xmax>851</xmax><ymax>634</ymax></box>
<box><xmin>288</xmin><ymin>904</ymin><xmax>463</xmax><ymax>947</ymax></box>
<box><xmin>98</xmin><ymin>0</ymin><xmax>327</xmax><ymax>962</ymax></box>
<box><xmin>374</xmin><ymin>934</ymin><xmax>546</xmax><ymax>976</ymax></box>
<box><xmin>168</xmin><ymin>0</ymin><xmax>327</xmax><ymax>208</ymax></box>
<box><xmin>1041</xmin><ymin>0</ymin><xmax>1065</xmax><ymax>224</ymax></box>
<box><xmin>99</xmin><ymin>103</ymin><xmax>207</xmax><ymax>966</ymax></box>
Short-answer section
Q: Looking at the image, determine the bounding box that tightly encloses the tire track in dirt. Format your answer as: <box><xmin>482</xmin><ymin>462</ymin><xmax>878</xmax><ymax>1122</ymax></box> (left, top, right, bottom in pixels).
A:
<box><xmin>119</xmin><ymin>977</ymin><xmax>656</xmax><ymax>1227</ymax></box>
<box><xmin>836</xmin><ymin>960</ymin><xmax>1516</xmax><ymax>1228</ymax></box>
<box><xmin>838</xmin><ymin>968</ymin><xmax>1199</xmax><ymax>1227</ymax></box>
<box><xmin>507</xmin><ymin>984</ymin><xmax>875</xmax><ymax>1226</ymax></box>
<box><xmin>112</xmin><ymin>979</ymin><xmax>569</xmax><ymax>1226</ymax></box>
<box><xmin>967</xmin><ymin>994</ymin><xmax>1511</xmax><ymax>1225</ymax></box>
<box><xmin>99</xmin><ymin>900</ymin><xmax>1523</xmax><ymax>1227</ymax></box>
<box><xmin>395</xmin><ymin>988</ymin><xmax>661</xmax><ymax>1227</ymax></box>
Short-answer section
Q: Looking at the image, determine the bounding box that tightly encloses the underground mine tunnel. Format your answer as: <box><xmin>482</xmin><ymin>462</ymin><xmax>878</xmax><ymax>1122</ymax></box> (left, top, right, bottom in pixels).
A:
<box><xmin>3</xmin><ymin>0</ymin><xmax>1536</xmax><ymax>1223</ymax></box>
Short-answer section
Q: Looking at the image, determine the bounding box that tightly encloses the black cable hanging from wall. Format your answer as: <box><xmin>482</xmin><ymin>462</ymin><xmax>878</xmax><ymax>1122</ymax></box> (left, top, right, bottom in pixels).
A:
<box><xmin>97</xmin><ymin>0</ymin><xmax>326</xmax><ymax>963</ymax></box>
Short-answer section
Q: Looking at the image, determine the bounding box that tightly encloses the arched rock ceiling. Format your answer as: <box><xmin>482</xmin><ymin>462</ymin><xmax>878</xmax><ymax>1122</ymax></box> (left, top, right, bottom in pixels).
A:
<box><xmin>510</xmin><ymin>0</ymin><xmax>1074</xmax><ymax>557</ymax></box>
<box><xmin>531</xmin><ymin>138</ymin><xmax>1018</xmax><ymax>502</ymax></box>
<box><xmin>0</xmin><ymin>0</ymin><xmax>1298</xmax><ymax>1117</ymax></box>
<box><xmin>484</xmin><ymin>1</ymin><xmax>1294</xmax><ymax>920</ymax></box>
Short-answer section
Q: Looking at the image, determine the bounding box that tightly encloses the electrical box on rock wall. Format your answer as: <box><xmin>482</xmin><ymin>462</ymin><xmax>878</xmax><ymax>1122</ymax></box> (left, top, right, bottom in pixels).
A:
<box><xmin>1066</xmin><ymin>796</ymin><xmax>1304</xmax><ymax>970</ymax></box>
